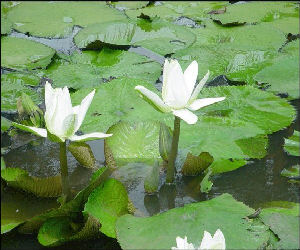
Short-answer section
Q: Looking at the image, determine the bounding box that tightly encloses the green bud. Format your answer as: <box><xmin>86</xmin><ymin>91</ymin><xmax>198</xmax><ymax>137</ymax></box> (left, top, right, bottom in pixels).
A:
<box><xmin>144</xmin><ymin>161</ymin><xmax>160</xmax><ymax>194</ymax></box>
<box><xmin>17</xmin><ymin>93</ymin><xmax>44</xmax><ymax>127</ymax></box>
<box><xmin>68</xmin><ymin>141</ymin><xmax>96</xmax><ymax>168</ymax></box>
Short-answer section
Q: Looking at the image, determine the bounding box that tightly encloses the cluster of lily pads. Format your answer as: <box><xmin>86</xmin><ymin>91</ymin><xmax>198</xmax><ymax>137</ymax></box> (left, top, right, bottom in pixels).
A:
<box><xmin>1</xmin><ymin>1</ymin><xmax>299</xmax><ymax>249</ymax></box>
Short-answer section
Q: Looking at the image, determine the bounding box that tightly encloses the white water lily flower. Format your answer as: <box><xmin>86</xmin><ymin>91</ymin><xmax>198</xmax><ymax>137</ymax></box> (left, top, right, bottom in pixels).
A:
<box><xmin>135</xmin><ymin>59</ymin><xmax>225</xmax><ymax>124</ymax></box>
<box><xmin>13</xmin><ymin>82</ymin><xmax>112</xmax><ymax>142</ymax></box>
<box><xmin>172</xmin><ymin>236</ymin><xmax>195</xmax><ymax>250</ymax></box>
<box><xmin>199</xmin><ymin>229</ymin><xmax>226</xmax><ymax>250</ymax></box>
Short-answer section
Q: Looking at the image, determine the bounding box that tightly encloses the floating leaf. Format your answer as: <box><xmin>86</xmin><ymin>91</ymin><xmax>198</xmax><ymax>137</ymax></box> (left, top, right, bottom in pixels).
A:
<box><xmin>37</xmin><ymin>215</ymin><xmax>100</xmax><ymax>247</ymax></box>
<box><xmin>260</xmin><ymin>204</ymin><xmax>300</xmax><ymax>249</ymax></box>
<box><xmin>144</xmin><ymin>162</ymin><xmax>160</xmax><ymax>194</ymax></box>
<box><xmin>1</xmin><ymin>74</ymin><xmax>41</xmax><ymax>112</ymax></box>
<box><xmin>111</xmin><ymin>1</ymin><xmax>149</xmax><ymax>10</ymax></box>
<box><xmin>281</xmin><ymin>165</ymin><xmax>300</xmax><ymax>179</ymax></box>
<box><xmin>211</xmin><ymin>2</ymin><xmax>298</xmax><ymax>25</ymax></box>
<box><xmin>74</xmin><ymin>19</ymin><xmax>196</xmax><ymax>55</ymax></box>
<box><xmin>84</xmin><ymin>178</ymin><xmax>129</xmax><ymax>238</ymax></box>
<box><xmin>116</xmin><ymin>193</ymin><xmax>272</xmax><ymax>249</ymax></box>
<box><xmin>44</xmin><ymin>49</ymin><xmax>161</xmax><ymax>89</ymax></box>
<box><xmin>283</xmin><ymin>130</ymin><xmax>300</xmax><ymax>156</ymax></box>
<box><xmin>1</xmin><ymin>37</ymin><xmax>55</xmax><ymax>70</ymax></box>
<box><xmin>1</xmin><ymin>167</ymin><xmax>62</xmax><ymax>198</ymax></box>
<box><xmin>182</xmin><ymin>152</ymin><xmax>214</xmax><ymax>176</ymax></box>
<box><xmin>68</xmin><ymin>142</ymin><xmax>96</xmax><ymax>168</ymax></box>
<box><xmin>254</xmin><ymin>55</ymin><xmax>299</xmax><ymax>99</ymax></box>
<box><xmin>210</xmin><ymin>159</ymin><xmax>247</xmax><ymax>175</ymax></box>
<box><xmin>7</xmin><ymin>2</ymin><xmax>127</xmax><ymax>38</ymax></box>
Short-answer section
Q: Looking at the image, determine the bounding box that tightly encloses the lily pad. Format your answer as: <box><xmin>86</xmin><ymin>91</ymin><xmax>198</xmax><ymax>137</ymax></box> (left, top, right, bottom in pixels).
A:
<box><xmin>254</xmin><ymin>55</ymin><xmax>299</xmax><ymax>99</ymax></box>
<box><xmin>211</xmin><ymin>2</ymin><xmax>298</xmax><ymax>25</ymax></box>
<box><xmin>1</xmin><ymin>167</ymin><xmax>62</xmax><ymax>198</ymax></box>
<box><xmin>105</xmin><ymin>121</ymin><xmax>161</xmax><ymax>166</ymax></box>
<box><xmin>283</xmin><ymin>130</ymin><xmax>300</xmax><ymax>156</ymax></box>
<box><xmin>116</xmin><ymin>193</ymin><xmax>272</xmax><ymax>249</ymax></box>
<box><xmin>74</xmin><ymin>19</ymin><xmax>196</xmax><ymax>55</ymax></box>
<box><xmin>7</xmin><ymin>1</ymin><xmax>127</xmax><ymax>38</ymax></box>
<box><xmin>37</xmin><ymin>215</ymin><xmax>100</xmax><ymax>247</ymax></box>
<box><xmin>1</xmin><ymin>37</ymin><xmax>55</xmax><ymax>70</ymax></box>
<box><xmin>1</xmin><ymin>75</ymin><xmax>41</xmax><ymax>112</ymax></box>
<box><xmin>1</xmin><ymin>1</ymin><xmax>17</xmax><ymax>35</ymax></box>
<box><xmin>111</xmin><ymin>1</ymin><xmax>149</xmax><ymax>10</ymax></box>
<box><xmin>83</xmin><ymin>178</ymin><xmax>129</xmax><ymax>238</ymax></box>
<box><xmin>44</xmin><ymin>49</ymin><xmax>161</xmax><ymax>89</ymax></box>
<box><xmin>125</xmin><ymin>1</ymin><xmax>228</xmax><ymax>22</ymax></box>
<box><xmin>260</xmin><ymin>204</ymin><xmax>300</xmax><ymax>249</ymax></box>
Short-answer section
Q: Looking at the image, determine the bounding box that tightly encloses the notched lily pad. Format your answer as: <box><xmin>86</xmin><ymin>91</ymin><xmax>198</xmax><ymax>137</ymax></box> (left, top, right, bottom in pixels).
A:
<box><xmin>1</xmin><ymin>37</ymin><xmax>55</xmax><ymax>70</ymax></box>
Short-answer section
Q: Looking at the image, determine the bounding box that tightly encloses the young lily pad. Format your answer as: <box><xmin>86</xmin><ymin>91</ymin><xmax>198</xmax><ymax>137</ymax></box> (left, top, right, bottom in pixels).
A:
<box><xmin>181</xmin><ymin>152</ymin><xmax>214</xmax><ymax>176</ymax></box>
<box><xmin>1</xmin><ymin>167</ymin><xmax>62</xmax><ymax>198</ymax></box>
<box><xmin>283</xmin><ymin>130</ymin><xmax>300</xmax><ymax>156</ymax></box>
<box><xmin>74</xmin><ymin>19</ymin><xmax>196</xmax><ymax>55</ymax></box>
<box><xmin>1</xmin><ymin>37</ymin><xmax>55</xmax><ymax>70</ymax></box>
<box><xmin>200</xmin><ymin>169</ymin><xmax>213</xmax><ymax>193</ymax></box>
<box><xmin>260</xmin><ymin>204</ymin><xmax>300</xmax><ymax>249</ymax></box>
<box><xmin>254</xmin><ymin>55</ymin><xmax>299</xmax><ymax>99</ymax></box>
<box><xmin>105</xmin><ymin>121</ymin><xmax>161</xmax><ymax>166</ymax></box>
<box><xmin>7</xmin><ymin>1</ymin><xmax>127</xmax><ymax>38</ymax></box>
<box><xmin>281</xmin><ymin>165</ymin><xmax>300</xmax><ymax>179</ymax></box>
<box><xmin>83</xmin><ymin>178</ymin><xmax>129</xmax><ymax>238</ymax></box>
<box><xmin>211</xmin><ymin>2</ymin><xmax>298</xmax><ymax>25</ymax></box>
<box><xmin>1</xmin><ymin>75</ymin><xmax>41</xmax><ymax>112</ymax></box>
<box><xmin>37</xmin><ymin>215</ymin><xmax>100</xmax><ymax>247</ymax></box>
<box><xmin>44</xmin><ymin>49</ymin><xmax>161</xmax><ymax>89</ymax></box>
<box><xmin>116</xmin><ymin>193</ymin><xmax>272</xmax><ymax>249</ymax></box>
<box><xmin>144</xmin><ymin>162</ymin><xmax>160</xmax><ymax>194</ymax></box>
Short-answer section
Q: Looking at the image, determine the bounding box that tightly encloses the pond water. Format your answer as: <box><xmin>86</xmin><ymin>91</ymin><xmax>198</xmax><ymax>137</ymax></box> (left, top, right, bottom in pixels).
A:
<box><xmin>1</xmin><ymin>2</ymin><xmax>299</xmax><ymax>249</ymax></box>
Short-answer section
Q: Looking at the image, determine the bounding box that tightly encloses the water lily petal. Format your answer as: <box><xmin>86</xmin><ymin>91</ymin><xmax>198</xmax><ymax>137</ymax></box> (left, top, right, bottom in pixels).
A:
<box><xmin>199</xmin><ymin>231</ymin><xmax>213</xmax><ymax>249</ymax></box>
<box><xmin>173</xmin><ymin>109</ymin><xmax>198</xmax><ymax>124</ymax></box>
<box><xmin>184</xmin><ymin>60</ymin><xmax>198</xmax><ymax>100</ymax></box>
<box><xmin>61</xmin><ymin>113</ymin><xmax>78</xmax><ymax>138</ymax></box>
<box><xmin>165</xmin><ymin>60</ymin><xmax>189</xmax><ymax>108</ymax></box>
<box><xmin>211</xmin><ymin>229</ymin><xmax>226</xmax><ymax>250</ymax></box>
<box><xmin>135</xmin><ymin>86</ymin><xmax>171</xmax><ymax>113</ymax></box>
<box><xmin>69</xmin><ymin>132</ymin><xmax>112</xmax><ymax>142</ymax></box>
<box><xmin>44</xmin><ymin>82</ymin><xmax>57</xmax><ymax>126</ymax></box>
<box><xmin>12</xmin><ymin>122</ymin><xmax>47</xmax><ymax>138</ymax></box>
<box><xmin>172</xmin><ymin>236</ymin><xmax>195</xmax><ymax>250</ymax></box>
<box><xmin>189</xmin><ymin>70</ymin><xmax>210</xmax><ymax>103</ymax></box>
<box><xmin>74</xmin><ymin>89</ymin><xmax>95</xmax><ymax>132</ymax></box>
<box><xmin>188</xmin><ymin>97</ymin><xmax>226</xmax><ymax>111</ymax></box>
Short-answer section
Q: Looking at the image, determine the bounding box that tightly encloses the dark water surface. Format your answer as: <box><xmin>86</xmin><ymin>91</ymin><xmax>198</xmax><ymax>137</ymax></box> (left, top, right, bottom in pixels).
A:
<box><xmin>1</xmin><ymin>19</ymin><xmax>300</xmax><ymax>250</ymax></box>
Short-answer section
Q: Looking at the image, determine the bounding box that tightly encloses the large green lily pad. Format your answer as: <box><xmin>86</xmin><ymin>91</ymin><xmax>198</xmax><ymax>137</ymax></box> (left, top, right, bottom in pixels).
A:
<box><xmin>74</xmin><ymin>19</ymin><xmax>196</xmax><ymax>55</ymax></box>
<box><xmin>254</xmin><ymin>55</ymin><xmax>299</xmax><ymax>99</ymax></box>
<box><xmin>283</xmin><ymin>130</ymin><xmax>300</xmax><ymax>156</ymax></box>
<box><xmin>260</xmin><ymin>203</ymin><xmax>300</xmax><ymax>249</ymax></box>
<box><xmin>1</xmin><ymin>1</ymin><xmax>18</xmax><ymax>35</ymax></box>
<box><xmin>43</xmin><ymin>49</ymin><xmax>161</xmax><ymax>89</ymax></box>
<box><xmin>116</xmin><ymin>193</ymin><xmax>273</xmax><ymax>249</ymax></box>
<box><xmin>6</xmin><ymin>1</ymin><xmax>127</xmax><ymax>38</ymax></box>
<box><xmin>84</xmin><ymin>178</ymin><xmax>129</xmax><ymax>238</ymax></box>
<box><xmin>1</xmin><ymin>37</ymin><xmax>55</xmax><ymax>70</ymax></box>
<box><xmin>211</xmin><ymin>2</ymin><xmax>298</xmax><ymax>25</ymax></box>
<box><xmin>1</xmin><ymin>75</ymin><xmax>41</xmax><ymax>112</ymax></box>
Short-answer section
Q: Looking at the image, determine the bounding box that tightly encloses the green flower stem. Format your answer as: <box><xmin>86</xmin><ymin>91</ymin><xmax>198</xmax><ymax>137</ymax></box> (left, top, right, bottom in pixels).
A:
<box><xmin>59</xmin><ymin>141</ymin><xmax>70</xmax><ymax>203</ymax></box>
<box><xmin>166</xmin><ymin>116</ymin><xmax>181</xmax><ymax>183</ymax></box>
